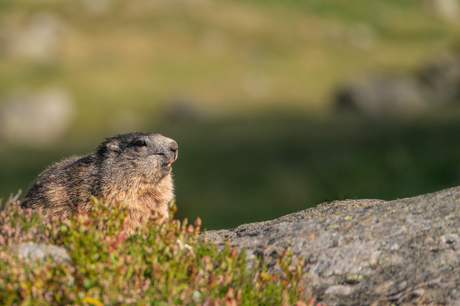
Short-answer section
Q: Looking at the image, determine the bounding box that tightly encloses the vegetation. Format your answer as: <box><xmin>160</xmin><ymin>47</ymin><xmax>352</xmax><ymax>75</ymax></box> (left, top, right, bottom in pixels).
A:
<box><xmin>0</xmin><ymin>194</ymin><xmax>315</xmax><ymax>305</ymax></box>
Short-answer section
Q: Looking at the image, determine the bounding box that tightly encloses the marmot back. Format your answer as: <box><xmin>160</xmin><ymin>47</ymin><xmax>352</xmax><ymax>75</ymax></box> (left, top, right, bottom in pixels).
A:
<box><xmin>21</xmin><ymin>132</ymin><xmax>179</xmax><ymax>234</ymax></box>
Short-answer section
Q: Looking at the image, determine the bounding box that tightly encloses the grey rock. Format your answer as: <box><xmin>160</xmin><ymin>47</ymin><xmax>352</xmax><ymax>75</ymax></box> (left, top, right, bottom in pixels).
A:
<box><xmin>441</xmin><ymin>233</ymin><xmax>460</xmax><ymax>244</ymax></box>
<box><xmin>203</xmin><ymin>199</ymin><xmax>384</xmax><ymax>241</ymax></box>
<box><xmin>1</xmin><ymin>11</ymin><xmax>66</xmax><ymax>63</ymax></box>
<box><xmin>419</xmin><ymin>51</ymin><xmax>460</xmax><ymax>104</ymax></box>
<box><xmin>325</xmin><ymin>285</ymin><xmax>353</xmax><ymax>296</ymax></box>
<box><xmin>204</xmin><ymin>186</ymin><xmax>460</xmax><ymax>305</ymax></box>
<box><xmin>336</xmin><ymin>74</ymin><xmax>429</xmax><ymax>120</ymax></box>
<box><xmin>424</xmin><ymin>0</ymin><xmax>460</xmax><ymax>22</ymax></box>
<box><xmin>0</xmin><ymin>87</ymin><xmax>75</xmax><ymax>147</ymax></box>
<box><xmin>335</xmin><ymin>50</ymin><xmax>460</xmax><ymax>120</ymax></box>
<box><xmin>17</xmin><ymin>242</ymin><xmax>70</xmax><ymax>264</ymax></box>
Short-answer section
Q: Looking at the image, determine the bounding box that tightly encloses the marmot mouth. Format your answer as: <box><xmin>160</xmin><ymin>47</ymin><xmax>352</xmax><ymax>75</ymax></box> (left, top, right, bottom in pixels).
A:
<box><xmin>164</xmin><ymin>159</ymin><xmax>176</xmax><ymax>167</ymax></box>
<box><xmin>165</xmin><ymin>153</ymin><xmax>178</xmax><ymax>168</ymax></box>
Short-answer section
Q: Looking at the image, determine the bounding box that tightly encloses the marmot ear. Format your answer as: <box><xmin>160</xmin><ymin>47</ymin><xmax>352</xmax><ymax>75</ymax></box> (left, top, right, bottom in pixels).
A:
<box><xmin>97</xmin><ymin>140</ymin><xmax>120</xmax><ymax>155</ymax></box>
<box><xmin>105</xmin><ymin>141</ymin><xmax>120</xmax><ymax>152</ymax></box>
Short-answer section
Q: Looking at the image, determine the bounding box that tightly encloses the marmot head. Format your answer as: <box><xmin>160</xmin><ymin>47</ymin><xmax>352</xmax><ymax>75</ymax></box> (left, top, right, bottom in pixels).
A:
<box><xmin>96</xmin><ymin>132</ymin><xmax>178</xmax><ymax>184</ymax></box>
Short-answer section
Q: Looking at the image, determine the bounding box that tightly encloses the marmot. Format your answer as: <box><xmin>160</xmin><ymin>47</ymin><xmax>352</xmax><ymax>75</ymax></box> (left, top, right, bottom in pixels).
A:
<box><xmin>21</xmin><ymin>132</ymin><xmax>178</xmax><ymax>234</ymax></box>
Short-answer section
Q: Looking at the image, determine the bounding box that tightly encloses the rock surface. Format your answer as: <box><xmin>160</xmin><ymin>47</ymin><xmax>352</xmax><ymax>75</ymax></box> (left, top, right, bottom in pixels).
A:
<box><xmin>0</xmin><ymin>87</ymin><xmax>75</xmax><ymax>147</ymax></box>
<box><xmin>17</xmin><ymin>242</ymin><xmax>70</xmax><ymax>264</ymax></box>
<box><xmin>0</xmin><ymin>11</ymin><xmax>66</xmax><ymax>63</ymax></box>
<box><xmin>204</xmin><ymin>186</ymin><xmax>460</xmax><ymax>305</ymax></box>
<box><xmin>336</xmin><ymin>74</ymin><xmax>430</xmax><ymax>120</ymax></box>
<box><xmin>335</xmin><ymin>50</ymin><xmax>460</xmax><ymax>120</ymax></box>
<box><xmin>424</xmin><ymin>0</ymin><xmax>460</xmax><ymax>22</ymax></box>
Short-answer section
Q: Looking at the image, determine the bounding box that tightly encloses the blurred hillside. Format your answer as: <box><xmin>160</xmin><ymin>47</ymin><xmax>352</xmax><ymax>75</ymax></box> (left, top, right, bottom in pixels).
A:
<box><xmin>1</xmin><ymin>0</ymin><xmax>460</xmax><ymax>229</ymax></box>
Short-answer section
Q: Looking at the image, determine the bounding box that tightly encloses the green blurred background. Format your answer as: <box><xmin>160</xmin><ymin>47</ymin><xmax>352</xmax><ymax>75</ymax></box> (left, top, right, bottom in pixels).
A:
<box><xmin>1</xmin><ymin>0</ymin><xmax>460</xmax><ymax>230</ymax></box>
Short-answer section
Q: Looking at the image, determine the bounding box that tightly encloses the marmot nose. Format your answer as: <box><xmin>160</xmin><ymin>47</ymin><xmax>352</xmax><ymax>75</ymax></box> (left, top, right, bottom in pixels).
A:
<box><xmin>170</xmin><ymin>141</ymin><xmax>178</xmax><ymax>161</ymax></box>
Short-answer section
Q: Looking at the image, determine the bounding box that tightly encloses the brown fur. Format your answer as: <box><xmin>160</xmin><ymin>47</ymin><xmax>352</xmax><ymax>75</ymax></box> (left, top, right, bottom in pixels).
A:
<box><xmin>21</xmin><ymin>132</ymin><xmax>178</xmax><ymax>234</ymax></box>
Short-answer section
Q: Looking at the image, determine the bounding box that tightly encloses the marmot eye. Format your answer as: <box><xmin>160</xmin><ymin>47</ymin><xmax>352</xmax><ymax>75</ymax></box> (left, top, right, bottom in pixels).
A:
<box><xmin>133</xmin><ymin>139</ymin><xmax>147</xmax><ymax>147</ymax></box>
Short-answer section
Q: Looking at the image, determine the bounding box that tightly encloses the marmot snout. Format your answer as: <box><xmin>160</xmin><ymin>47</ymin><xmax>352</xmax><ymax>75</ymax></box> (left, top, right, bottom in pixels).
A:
<box><xmin>21</xmin><ymin>132</ymin><xmax>179</xmax><ymax>234</ymax></box>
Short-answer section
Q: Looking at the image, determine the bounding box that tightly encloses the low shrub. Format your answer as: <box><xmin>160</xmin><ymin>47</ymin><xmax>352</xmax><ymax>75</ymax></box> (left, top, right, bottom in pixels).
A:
<box><xmin>0</xmin><ymin>193</ymin><xmax>316</xmax><ymax>305</ymax></box>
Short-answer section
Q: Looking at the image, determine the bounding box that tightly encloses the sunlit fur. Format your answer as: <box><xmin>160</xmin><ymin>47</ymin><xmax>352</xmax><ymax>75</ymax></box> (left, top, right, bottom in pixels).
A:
<box><xmin>21</xmin><ymin>132</ymin><xmax>178</xmax><ymax>235</ymax></box>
